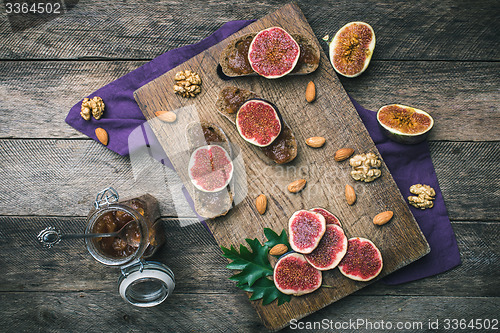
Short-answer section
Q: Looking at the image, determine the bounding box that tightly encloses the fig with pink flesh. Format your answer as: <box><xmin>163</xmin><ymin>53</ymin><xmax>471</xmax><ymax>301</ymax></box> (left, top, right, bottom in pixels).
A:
<box><xmin>288</xmin><ymin>210</ymin><xmax>326</xmax><ymax>254</ymax></box>
<box><xmin>188</xmin><ymin>145</ymin><xmax>233</xmax><ymax>193</ymax></box>
<box><xmin>273</xmin><ymin>252</ymin><xmax>322</xmax><ymax>296</ymax></box>
<box><xmin>236</xmin><ymin>98</ymin><xmax>282</xmax><ymax>147</ymax></box>
<box><xmin>304</xmin><ymin>224</ymin><xmax>348</xmax><ymax>270</ymax></box>
<box><xmin>248</xmin><ymin>27</ymin><xmax>300</xmax><ymax>79</ymax></box>
<box><xmin>377</xmin><ymin>104</ymin><xmax>434</xmax><ymax>144</ymax></box>
<box><xmin>329</xmin><ymin>22</ymin><xmax>375</xmax><ymax>78</ymax></box>
<box><xmin>310</xmin><ymin>207</ymin><xmax>342</xmax><ymax>227</ymax></box>
<box><xmin>338</xmin><ymin>237</ymin><xmax>383</xmax><ymax>281</ymax></box>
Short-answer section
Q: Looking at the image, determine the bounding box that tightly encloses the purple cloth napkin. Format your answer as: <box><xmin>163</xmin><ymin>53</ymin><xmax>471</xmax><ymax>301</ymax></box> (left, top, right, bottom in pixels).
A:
<box><xmin>66</xmin><ymin>20</ymin><xmax>460</xmax><ymax>284</ymax></box>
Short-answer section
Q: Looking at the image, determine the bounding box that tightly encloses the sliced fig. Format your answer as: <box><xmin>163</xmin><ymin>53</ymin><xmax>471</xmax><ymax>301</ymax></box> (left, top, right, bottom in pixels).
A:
<box><xmin>377</xmin><ymin>104</ymin><xmax>434</xmax><ymax>144</ymax></box>
<box><xmin>288</xmin><ymin>210</ymin><xmax>326</xmax><ymax>254</ymax></box>
<box><xmin>329</xmin><ymin>22</ymin><xmax>375</xmax><ymax>78</ymax></box>
<box><xmin>248</xmin><ymin>27</ymin><xmax>300</xmax><ymax>79</ymax></box>
<box><xmin>273</xmin><ymin>252</ymin><xmax>322</xmax><ymax>296</ymax></box>
<box><xmin>216</xmin><ymin>87</ymin><xmax>297</xmax><ymax>164</ymax></box>
<box><xmin>219</xmin><ymin>32</ymin><xmax>319</xmax><ymax>78</ymax></box>
<box><xmin>310</xmin><ymin>207</ymin><xmax>342</xmax><ymax>227</ymax></box>
<box><xmin>236</xmin><ymin>98</ymin><xmax>282</xmax><ymax>147</ymax></box>
<box><xmin>338</xmin><ymin>237</ymin><xmax>383</xmax><ymax>282</ymax></box>
<box><xmin>305</xmin><ymin>224</ymin><xmax>348</xmax><ymax>270</ymax></box>
<box><xmin>188</xmin><ymin>145</ymin><xmax>233</xmax><ymax>193</ymax></box>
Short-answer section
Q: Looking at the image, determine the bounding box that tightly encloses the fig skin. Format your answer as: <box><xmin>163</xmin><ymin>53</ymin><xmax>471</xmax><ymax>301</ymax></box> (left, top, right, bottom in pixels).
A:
<box><xmin>236</xmin><ymin>98</ymin><xmax>282</xmax><ymax>147</ymax></box>
<box><xmin>377</xmin><ymin>104</ymin><xmax>434</xmax><ymax>144</ymax></box>
<box><xmin>273</xmin><ymin>252</ymin><xmax>322</xmax><ymax>296</ymax></box>
<box><xmin>338</xmin><ymin>237</ymin><xmax>383</xmax><ymax>282</ymax></box>
<box><xmin>304</xmin><ymin>224</ymin><xmax>348</xmax><ymax>271</ymax></box>
<box><xmin>329</xmin><ymin>22</ymin><xmax>375</xmax><ymax>78</ymax></box>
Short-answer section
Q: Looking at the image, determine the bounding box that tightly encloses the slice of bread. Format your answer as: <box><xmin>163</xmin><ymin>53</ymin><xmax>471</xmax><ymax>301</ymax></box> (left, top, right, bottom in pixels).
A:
<box><xmin>219</xmin><ymin>32</ymin><xmax>320</xmax><ymax>78</ymax></box>
<box><xmin>215</xmin><ymin>86</ymin><xmax>297</xmax><ymax>164</ymax></box>
<box><xmin>185</xmin><ymin>122</ymin><xmax>234</xmax><ymax>219</ymax></box>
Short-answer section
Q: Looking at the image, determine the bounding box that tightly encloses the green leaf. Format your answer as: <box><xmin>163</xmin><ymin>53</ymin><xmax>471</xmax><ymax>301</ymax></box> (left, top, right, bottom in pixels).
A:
<box><xmin>221</xmin><ymin>238</ymin><xmax>273</xmax><ymax>287</ymax></box>
<box><xmin>264</xmin><ymin>228</ymin><xmax>290</xmax><ymax>250</ymax></box>
<box><xmin>248</xmin><ymin>278</ymin><xmax>292</xmax><ymax>305</ymax></box>
<box><xmin>221</xmin><ymin>233</ymin><xmax>292</xmax><ymax>306</ymax></box>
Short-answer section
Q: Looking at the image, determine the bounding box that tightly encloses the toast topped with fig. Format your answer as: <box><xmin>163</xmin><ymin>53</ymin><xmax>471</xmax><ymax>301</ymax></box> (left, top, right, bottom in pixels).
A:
<box><xmin>216</xmin><ymin>86</ymin><xmax>297</xmax><ymax>164</ymax></box>
<box><xmin>219</xmin><ymin>28</ymin><xmax>320</xmax><ymax>78</ymax></box>
<box><xmin>185</xmin><ymin>122</ymin><xmax>234</xmax><ymax>219</ymax></box>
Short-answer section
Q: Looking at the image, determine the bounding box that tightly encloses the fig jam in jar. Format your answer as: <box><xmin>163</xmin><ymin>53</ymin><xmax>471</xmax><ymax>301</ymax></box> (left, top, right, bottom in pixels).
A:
<box><xmin>85</xmin><ymin>188</ymin><xmax>174</xmax><ymax>307</ymax></box>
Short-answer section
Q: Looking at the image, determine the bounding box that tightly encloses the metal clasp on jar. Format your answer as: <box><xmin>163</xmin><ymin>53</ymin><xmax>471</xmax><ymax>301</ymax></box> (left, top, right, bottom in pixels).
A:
<box><xmin>94</xmin><ymin>187</ymin><xmax>119</xmax><ymax>209</ymax></box>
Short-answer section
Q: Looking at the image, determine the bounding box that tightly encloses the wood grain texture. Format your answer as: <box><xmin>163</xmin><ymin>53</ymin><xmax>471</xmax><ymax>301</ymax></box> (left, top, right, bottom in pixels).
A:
<box><xmin>1</xmin><ymin>217</ymin><xmax>498</xmax><ymax>298</ymax></box>
<box><xmin>134</xmin><ymin>4</ymin><xmax>429</xmax><ymax>329</ymax></box>
<box><xmin>0</xmin><ymin>0</ymin><xmax>498</xmax><ymax>331</ymax></box>
<box><xmin>0</xmin><ymin>292</ymin><xmax>497</xmax><ymax>333</ymax></box>
<box><xmin>1</xmin><ymin>61</ymin><xmax>497</xmax><ymax>140</ymax></box>
<box><xmin>0</xmin><ymin>139</ymin><xmax>194</xmax><ymax>217</ymax></box>
<box><xmin>0</xmin><ymin>0</ymin><xmax>498</xmax><ymax>61</ymax></box>
<box><xmin>1</xmin><ymin>140</ymin><xmax>497</xmax><ymax>221</ymax></box>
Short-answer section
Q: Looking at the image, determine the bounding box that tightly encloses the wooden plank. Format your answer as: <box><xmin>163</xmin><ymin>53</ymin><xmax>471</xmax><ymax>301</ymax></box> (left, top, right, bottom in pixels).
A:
<box><xmin>1</xmin><ymin>140</ymin><xmax>497</xmax><ymax>220</ymax></box>
<box><xmin>0</xmin><ymin>292</ymin><xmax>497</xmax><ymax>332</ymax></box>
<box><xmin>342</xmin><ymin>61</ymin><xmax>500</xmax><ymax>142</ymax></box>
<box><xmin>133</xmin><ymin>5</ymin><xmax>430</xmax><ymax>329</ymax></box>
<box><xmin>0</xmin><ymin>0</ymin><xmax>498</xmax><ymax>61</ymax></box>
<box><xmin>429</xmin><ymin>141</ymin><xmax>500</xmax><ymax>221</ymax></box>
<box><xmin>0</xmin><ymin>217</ymin><xmax>498</xmax><ymax>298</ymax></box>
<box><xmin>1</xmin><ymin>61</ymin><xmax>498</xmax><ymax>141</ymax></box>
<box><xmin>0</xmin><ymin>139</ymin><xmax>194</xmax><ymax>218</ymax></box>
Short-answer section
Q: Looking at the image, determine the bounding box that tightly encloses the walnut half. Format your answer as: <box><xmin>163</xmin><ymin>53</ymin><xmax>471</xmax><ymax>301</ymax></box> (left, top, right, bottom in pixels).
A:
<box><xmin>81</xmin><ymin>96</ymin><xmax>105</xmax><ymax>121</ymax></box>
<box><xmin>408</xmin><ymin>184</ymin><xmax>435</xmax><ymax>209</ymax></box>
<box><xmin>349</xmin><ymin>152</ymin><xmax>382</xmax><ymax>182</ymax></box>
<box><xmin>173</xmin><ymin>70</ymin><xmax>202</xmax><ymax>98</ymax></box>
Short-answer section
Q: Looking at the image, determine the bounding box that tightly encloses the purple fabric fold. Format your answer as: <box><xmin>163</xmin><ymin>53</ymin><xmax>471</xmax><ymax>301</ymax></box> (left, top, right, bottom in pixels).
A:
<box><xmin>65</xmin><ymin>20</ymin><xmax>460</xmax><ymax>284</ymax></box>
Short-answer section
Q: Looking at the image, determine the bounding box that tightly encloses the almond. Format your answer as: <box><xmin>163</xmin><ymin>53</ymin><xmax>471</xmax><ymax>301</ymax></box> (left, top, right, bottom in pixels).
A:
<box><xmin>345</xmin><ymin>185</ymin><xmax>356</xmax><ymax>205</ymax></box>
<box><xmin>155</xmin><ymin>111</ymin><xmax>177</xmax><ymax>123</ymax></box>
<box><xmin>334</xmin><ymin>148</ymin><xmax>355</xmax><ymax>161</ymax></box>
<box><xmin>95</xmin><ymin>128</ymin><xmax>108</xmax><ymax>146</ymax></box>
<box><xmin>305</xmin><ymin>81</ymin><xmax>316</xmax><ymax>103</ymax></box>
<box><xmin>305</xmin><ymin>136</ymin><xmax>326</xmax><ymax>148</ymax></box>
<box><xmin>373</xmin><ymin>211</ymin><xmax>394</xmax><ymax>225</ymax></box>
<box><xmin>255</xmin><ymin>194</ymin><xmax>267</xmax><ymax>215</ymax></box>
<box><xmin>287</xmin><ymin>179</ymin><xmax>306</xmax><ymax>193</ymax></box>
<box><xmin>269</xmin><ymin>244</ymin><xmax>288</xmax><ymax>256</ymax></box>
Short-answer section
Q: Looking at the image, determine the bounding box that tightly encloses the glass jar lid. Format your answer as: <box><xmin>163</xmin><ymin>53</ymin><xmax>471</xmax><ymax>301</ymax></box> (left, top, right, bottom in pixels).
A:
<box><xmin>118</xmin><ymin>261</ymin><xmax>175</xmax><ymax>307</ymax></box>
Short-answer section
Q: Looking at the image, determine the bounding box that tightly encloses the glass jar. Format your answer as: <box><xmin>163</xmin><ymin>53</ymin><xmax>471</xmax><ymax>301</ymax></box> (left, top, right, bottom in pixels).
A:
<box><xmin>85</xmin><ymin>187</ymin><xmax>174</xmax><ymax>307</ymax></box>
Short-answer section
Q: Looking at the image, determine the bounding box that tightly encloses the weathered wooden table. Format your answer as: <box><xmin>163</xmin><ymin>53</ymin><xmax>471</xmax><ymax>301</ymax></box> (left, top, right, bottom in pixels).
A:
<box><xmin>0</xmin><ymin>1</ymin><xmax>498</xmax><ymax>332</ymax></box>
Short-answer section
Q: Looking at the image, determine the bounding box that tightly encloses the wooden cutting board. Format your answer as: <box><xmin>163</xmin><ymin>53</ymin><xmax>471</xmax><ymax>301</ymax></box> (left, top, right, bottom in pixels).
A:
<box><xmin>134</xmin><ymin>3</ymin><xmax>429</xmax><ymax>331</ymax></box>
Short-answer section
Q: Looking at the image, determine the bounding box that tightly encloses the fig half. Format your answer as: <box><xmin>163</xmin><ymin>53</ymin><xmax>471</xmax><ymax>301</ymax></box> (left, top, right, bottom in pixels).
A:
<box><xmin>236</xmin><ymin>98</ymin><xmax>282</xmax><ymax>147</ymax></box>
<box><xmin>288</xmin><ymin>210</ymin><xmax>326</xmax><ymax>254</ymax></box>
<box><xmin>338</xmin><ymin>237</ymin><xmax>383</xmax><ymax>282</ymax></box>
<box><xmin>304</xmin><ymin>224</ymin><xmax>348</xmax><ymax>271</ymax></box>
<box><xmin>273</xmin><ymin>252</ymin><xmax>322</xmax><ymax>296</ymax></box>
<box><xmin>377</xmin><ymin>104</ymin><xmax>434</xmax><ymax>144</ymax></box>
<box><xmin>188</xmin><ymin>145</ymin><xmax>234</xmax><ymax>193</ymax></box>
<box><xmin>329</xmin><ymin>22</ymin><xmax>375</xmax><ymax>78</ymax></box>
<box><xmin>310</xmin><ymin>207</ymin><xmax>342</xmax><ymax>227</ymax></box>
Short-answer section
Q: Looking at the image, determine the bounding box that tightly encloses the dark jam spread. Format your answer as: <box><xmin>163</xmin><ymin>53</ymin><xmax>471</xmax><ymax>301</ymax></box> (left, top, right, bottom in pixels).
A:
<box><xmin>203</xmin><ymin>125</ymin><xmax>223</xmax><ymax>144</ymax></box>
<box><xmin>260</xmin><ymin>126</ymin><xmax>295</xmax><ymax>164</ymax></box>
<box><xmin>221</xmin><ymin>87</ymin><xmax>253</xmax><ymax>114</ymax></box>
<box><xmin>292</xmin><ymin>40</ymin><xmax>320</xmax><ymax>72</ymax></box>
<box><xmin>227</xmin><ymin>36</ymin><xmax>253</xmax><ymax>75</ymax></box>
<box><xmin>94</xmin><ymin>210</ymin><xmax>141</xmax><ymax>258</ymax></box>
<box><xmin>93</xmin><ymin>198</ymin><xmax>147</xmax><ymax>258</ymax></box>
